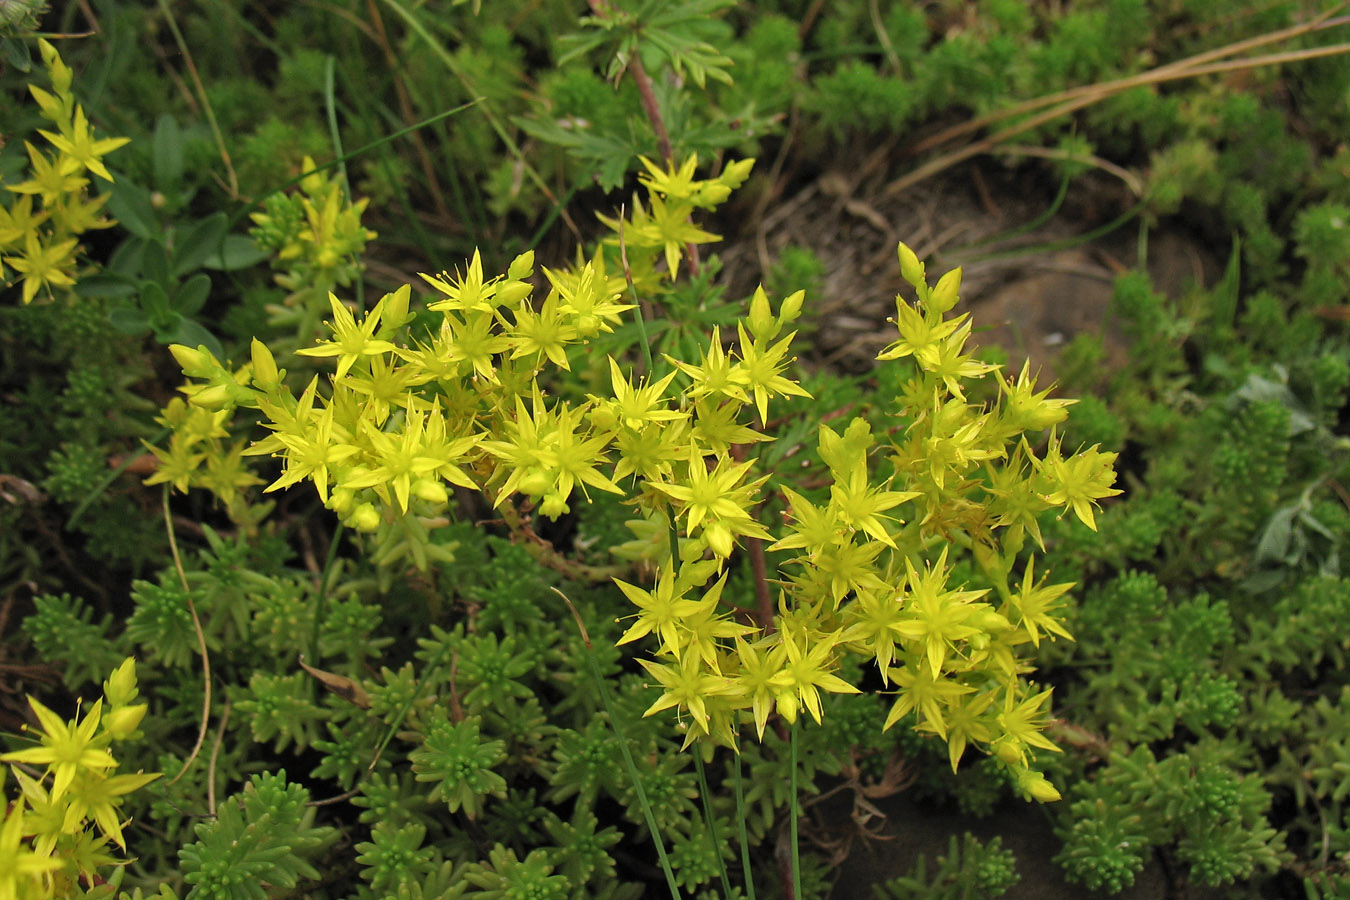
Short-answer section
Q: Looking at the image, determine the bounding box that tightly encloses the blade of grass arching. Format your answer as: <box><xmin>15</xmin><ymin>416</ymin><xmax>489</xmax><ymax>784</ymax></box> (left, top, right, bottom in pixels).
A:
<box><xmin>324</xmin><ymin>56</ymin><xmax>351</xmax><ymax>195</ymax></box>
<box><xmin>401</xmin><ymin>75</ymin><xmax>488</xmax><ymax>241</ymax></box>
<box><xmin>376</xmin><ymin>136</ymin><xmax>441</xmax><ymax>263</ymax></box>
<box><xmin>790</xmin><ymin>722</ymin><xmax>802</xmax><ymax>900</ymax></box>
<box><xmin>161</xmin><ymin>486</ymin><xmax>213</xmax><ymax>788</ymax></box>
<box><xmin>953</xmin><ymin>200</ymin><xmax>1148</xmax><ymax>267</ymax></box>
<box><xmin>525</xmin><ymin>180</ymin><xmax>582</xmax><ymax>252</ymax></box>
<box><xmin>323</xmin><ymin>56</ymin><xmax>365</xmax><ymax>308</ymax></box>
<box><xmin>65</xmin><ymin>429</ymin><xmax>166</xmax><ymax>531</ymax></box>
<box><xmin>889</xmin><ymin>2</ymin><xmax>1350</xmax><ymax>166</ymax></box>
<box><xmin>883</xmin><ymin>39</ymin><xmax>1350</xmax><ymax>201</ymax></box>
<box><xmin>155</xmin><ymin>0</ymin><xmax>239</xmax><ymax>199</ymax></box>
<box><xmin>332</xmin><ymin>55</ymin><xmax>442</xmax><ymax>264</ymax></box>
<box><xmin>223</xmin><ymin>99</ymin><xmax>481</xmax><ymax>237</ymax></box>
<box><xmin>365</xmin><ymin>0</ymin><xmax>457</xmax><ymax>228</ymax></box>
<box><xmin>552</xmin><ymin>587</ymin><xmax>683</xmax><ymax>900</ymax></box>
<box><xmin>695</xmin><ymin>751</ymin><xmax>735</xmax><ymax>900</ymax></box>
<box><xmin>376</xmin><ymin>0</ymin><xmax>583</xmax><ymax>243</ymax></box>
<box><xmin>955</xmin><ymin>165</ymin><xmax>1072</xmax><ymax>256</ymax></box>
<box><xmin>733</xmin><ymin>750</ymin><xmax>758</xmax><ymax>900</ymax></box>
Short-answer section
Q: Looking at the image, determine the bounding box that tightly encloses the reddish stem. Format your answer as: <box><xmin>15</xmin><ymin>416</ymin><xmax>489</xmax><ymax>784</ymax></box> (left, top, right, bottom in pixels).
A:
<box><xmin>628</xmin><ymin>56</ymin><xmax>674</xmax><ymax>165</ymax></box>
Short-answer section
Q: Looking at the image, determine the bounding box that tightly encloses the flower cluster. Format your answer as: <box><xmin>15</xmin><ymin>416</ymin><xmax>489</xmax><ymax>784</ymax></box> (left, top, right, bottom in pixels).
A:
<box><xmin>141</xmin><ymin>395</ymin><xmax>266</xmax><ymax>528</ymax></box>
<box><xmin>0</xmin><ymin>658</ymin><xmax>159</xmax><ymax>899</ymax></box>
<box><xmin>163</xmin><ymin>153</ymin><xmax>1117</xmax><ymax>802</ymax></box>
<box><xmin>1</xmin><ymin>39</ymin><xmax>127</xmax><ymax>304</ymax></box>
<box><xmin>250</xmin><ymin>158</ymin><xmax>376</xmax><ymax>296</ymax></box>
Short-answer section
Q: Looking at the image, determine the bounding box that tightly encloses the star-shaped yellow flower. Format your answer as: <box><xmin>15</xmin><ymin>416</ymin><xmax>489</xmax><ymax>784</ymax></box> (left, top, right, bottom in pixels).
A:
<box><xmin>1</xmin><ymin>697</ymin><xmax>116</xmax><ymax>802</ymax></box>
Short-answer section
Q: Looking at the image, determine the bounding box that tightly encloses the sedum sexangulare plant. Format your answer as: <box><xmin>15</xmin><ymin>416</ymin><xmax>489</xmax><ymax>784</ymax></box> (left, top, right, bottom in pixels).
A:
<box><xmin>162</xmin><ymin>153</ymin><xmax>1117</xmax><ymax>807</ymax></box>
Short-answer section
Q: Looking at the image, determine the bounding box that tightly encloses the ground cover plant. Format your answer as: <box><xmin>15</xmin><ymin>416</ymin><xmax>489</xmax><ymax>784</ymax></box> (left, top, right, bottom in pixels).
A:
<box><xmin>2</xmin><ymin>1</ymin><xmax>1350</xmax><ymax>899</ymax></box>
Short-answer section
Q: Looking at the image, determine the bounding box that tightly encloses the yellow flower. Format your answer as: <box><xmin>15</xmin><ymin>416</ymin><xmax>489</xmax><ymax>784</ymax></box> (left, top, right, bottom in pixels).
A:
<box><xmin>648</xmin><ymin>447</ymin><xmax>771</xmax><ymax>558</ymax></box>
<box><xmin>5</xmin><ymin>230</ymin><xmax>78</xmax><ymax>304</ymax></box>
<box><xmin>0</xmin><ymin>798</ymin><xmax>63</xmax><ymax>900</ymax></box>
<box><xmin>39</xmin><ymin>105</ymin><xmax>130</xmax><ymax>182</ymax></box>
<box><xmin>772</xmin><ymin>628</ymin><xmax>859</xmax><ymax>725</ymax></box>
<box><xmin>295</xmin><ymin>292</ymin><xmax>398</xmax><ymax>380</ymax></box>
<box><xmin>1</xmin><ymin>698</ymin><xmax>115</xmax><ymax>802</ymax></box>
<box><xmin>63</xmin><ymin>769</ymin><xmax>161</xmax><ymax>850</ymax></box>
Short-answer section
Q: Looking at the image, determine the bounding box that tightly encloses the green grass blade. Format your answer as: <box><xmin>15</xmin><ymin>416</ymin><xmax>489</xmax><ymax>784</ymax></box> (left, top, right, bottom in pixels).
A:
<box><xmin>552</xmin><ymin>588</ymin><xmax>683</xmax><ymax>900</ymax></box>
<box><xmin>376</xmin><ymin>0</ymin><xmax>572</xmax><ymax>228</ymax></box>
<box><xmin>734</xmin><ymin>750</ymin><xmax>757</xmax><ymax>900</ymax></box>
<box><xmin>790</xmin><ymin>722</ymin><xmax>801</xmax><ymax>900</ymax></box>
<box><xmin>223</xmin><ymin>100</ymin><xmax>482</xmax><ymax>237</ymax></box>
<box><xmin>695</xmin><ymin>750</ymin><xmax>734</xmax><ymax>899</ymax></box>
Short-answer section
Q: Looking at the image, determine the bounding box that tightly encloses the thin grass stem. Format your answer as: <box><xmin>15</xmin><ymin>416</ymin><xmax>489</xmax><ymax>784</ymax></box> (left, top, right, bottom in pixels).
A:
<box><xmin>695</xmin><ymin>751</ymin><xmax>734</xmax><ymax>899</ymax></box>
<box><xmin>790</xmin><ymin>722</ymin><xmax>801</xmax><ymax>900</ymax></box>
<box><xmin>734</xmin><ymin>751</ymin><xmax>758</xmax><ymax>900</ymax></box>
<box><xmin>553</xmin><ymin>588</ymin><xmax>683</xmax><ymax>900</ymax></box>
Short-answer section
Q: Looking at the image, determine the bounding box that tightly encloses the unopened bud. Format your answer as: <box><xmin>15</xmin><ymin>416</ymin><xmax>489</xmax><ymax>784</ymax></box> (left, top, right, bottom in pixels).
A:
<box><xmin>519</xmin><ymin>469</ymin><xmax>552</xmax><ymax>498</ymax></box>
<box><xmin>506</xmin><ymin>250</ymin><xmax>535</xmax><ymax>282</ymax></box>
<box><xmin>380</xmin><ymin>284</ymin><xmax>412</xmax><ymax>332</ymax></box>
<box><xmin>897</xmin><ymin>242</ymin><xmax>925</xmax><ymax>288</ymax></box>
<box><xmin>1017</xmin><ymin>769</ymin><xmax>1062</xmax><ymax>802</ymax></box>
<box><xmin>350</xmin><ymin>502</ymin><xmax>381</xmax><ymax>532</ymax></box>
<box><xmin>540</xmin><ymin>491</ymin><xmax>569</xmax><ymax>519</ymax></box>
<box><xmin>748</xmin><ymin>285</ymin><xmax>774</xmax><ymax>340</ymax></box>
<box><xmin>189</xmin><ymin>383</ymin><xmax>232</xmax><ymax>410</ymax></box>
<box><xmin>250</xmin><ymin>338</ymin><xmax>280</xmax><ymax>390</ymax></box>
<box><xmin>928</xmin><ymin>268</ymin><xmax>962</xmax><ymax>314</ymax></box>
<box><xmin>993</xmin><ymin>738</ymin><xmax>1022</xmax><ymax>766</ymax></box>
<box><xmin>103</xmin><ymin>703</ymin><xmax>147</xmax><ymax>740</ymax></box>
<box><xmin>103</xmin><ymin>658</ymin><xmax>139</xmax><ymax>707</ymax></box>
<box><xmin>413</xmin><ymin>478</ymin><xmax>447</xmax><ymax>506</ymax></box>
<box><xmin>496</xmin><ymin>280</ymin><xmax>533</xmax><ymax>307</ymax></box>
<box><xmin>169</xmin><ymin>344</ymin><xmax>216</xmax><ymax>377</ymax></box>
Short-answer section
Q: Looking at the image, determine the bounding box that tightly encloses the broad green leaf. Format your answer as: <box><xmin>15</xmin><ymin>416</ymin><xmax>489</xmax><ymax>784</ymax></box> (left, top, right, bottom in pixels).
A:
<box><xmin>201</xmin><ymin>234</ymin><xmax>269</xmax><ymax>271</ymax></box>
<box><xmin>108</xmin><ymin>305</ymin><xmax>150</xmax><ymax>334</ymax></box>
<box><xmin>166</xmin><ymin>318</ymin><xmax>224</xmax><ymax>360</ymax></box>
<box><xmin>174</xmin><ymin>273</ymin><xmax>212</xmax><ymax>317</ymax></box>
<box><xmin>153</xmin><ymin>114</ymin><xmax>185</xmax><ymax>193</ymax></box>
<box><xmin>171</xmin><ymin>213</ymin><xmax>228</xmax><ymax>278</ymax></box>
<box><xmin>142</xmin><ymin>239</ymin><xmax>171</xmax><ymax>289</ymax></box>
<box><xmin>106</xmin><ymin>176</ymin><xmax>160</xmax><ymax>240</ymax></box>
<box><xmin>139</xmin><ymin>280</ymin><xmax>172</xmax><ymax>323</ymax></box>
<box><xmin>74</xmin><ymin>272</ymin><xmax>137</xmax><ymax>299</ymax></box>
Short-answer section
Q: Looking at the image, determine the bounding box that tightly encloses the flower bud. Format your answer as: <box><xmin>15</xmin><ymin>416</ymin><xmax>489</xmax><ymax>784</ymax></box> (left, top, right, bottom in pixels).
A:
<box><xmin>103</xmin><ymin>658</ymin><xmax>139</xmax><ymax>707</ymax></box>
<box><xmin>350</xmin><ymin>502</ymin><xmax>381</xmax><ymax>532</ymax></box>
<box><xmin>1016</xmin><ymin>769</ymin><xmax>1062</xmax><ymax>802</ymax></box>
<box><xmin>748</xmin><ymin>285</ymin><xmax>775</xmax><ymax>341</ymax></box>
<box><xmin>993</xmin><ymin>738</ymin><xmax>1023</xmax><ymax>766</ymax></box>
<box><xmin>327</xmin><ymin>486</ymin><xmax>356</xmax><ymax>515</ymax></box>
<box><xmin>413</xmin><ymin>478</ymin><xmax>447</xmax><ymax>506</ymax></box>
<box><xmin>169</xmin><ymin>344</ymin><xmax>216</xmax><ymax>377</ymax></box>
<box><xmin>103</xmin><ymin>703</ymin><xmax>147</xmax><ymax>741</ymax></box>
<box><xmin>250</xmin><ymin>338</ymin><xmax>280</xmax><ymax>390</ymax></box>
<box><xmin>507</xmin><ymin>250</ymin><xmax>535</xmax><ymax>282</ymax></box>
<box><xmin>897</xmin><ymin>242</ymin><xmax>925</xmax><ymax>288</ymax></box>
<box><xmin>540</xmin><ymin>491</ymin><xmax>570</xmax><ymax>519</ymax></box>
<box><xmin>299</xmin><ymin>156</ymin><xmax>324</xmax><ymax>195</ymax></box>
<box><xmin>519</xmin><ymin>468</ymin><xmax>552</xmax><ymax>497</ymax></box>
<box><xmin>189</xmin><ymin>382</ymin><xmax>233</xmax><ymax>410</ymax></box>
<box><xmin>780</xmin><ymin>289</ymin><xmax>805</xmax><ymax>326</ymax></box>
<box><xmin>589</xmin><ymin>403</ymin><xmax>619</xmax><ymax>432</ymax></box>
<box><xmin>496</xmin><ymin>280</ymin><xmax>533</xmax><ymax>307</ymax></box>
<box><xmin>380</xmin><ymin>284</ymin><xmax>412</xmax><ymax>332</ymax></box>
<box><xmin>928</xmin><ymin>268</ymin><xmax>962</xmax><ymax>314</ymax></box>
